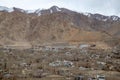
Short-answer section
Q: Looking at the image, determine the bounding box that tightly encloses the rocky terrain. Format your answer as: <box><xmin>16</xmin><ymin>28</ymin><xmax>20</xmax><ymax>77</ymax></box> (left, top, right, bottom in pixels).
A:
<box><xmin>0</xmin><ymin>6</ymin><xmax>120</xmax><ymax>80</ymax></box>
<box><xmin>0</xmin><ymin>45</ymin><xmax>120</xmax><ymax>80</ymax></box>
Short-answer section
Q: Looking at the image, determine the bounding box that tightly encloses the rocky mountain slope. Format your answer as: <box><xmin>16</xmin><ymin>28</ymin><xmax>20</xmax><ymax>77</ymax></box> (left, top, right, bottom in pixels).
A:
<box><xmin>0</xmin><ymin>6</ymin><xmax>120</xmax><ymax>47</ymax></box>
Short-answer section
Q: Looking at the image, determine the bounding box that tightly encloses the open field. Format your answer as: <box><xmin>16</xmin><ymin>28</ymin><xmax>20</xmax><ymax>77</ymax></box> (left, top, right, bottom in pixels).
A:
<box><xmin>0</xmin><ymin>44</ymin><xmax>120</xmax><ymax>80</ymax></box>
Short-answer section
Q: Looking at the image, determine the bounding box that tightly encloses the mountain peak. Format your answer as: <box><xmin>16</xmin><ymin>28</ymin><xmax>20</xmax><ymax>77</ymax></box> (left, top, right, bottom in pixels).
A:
<box><xmin>0</xmin><ymin>6</ymin><xmax>119</xmax><ymax>22</ymax></box>
<box><xmin>50</xmin><ymin>5</ymin><xmax>59</xmax><ymax>8</ymax></box>
<box><xmin>49</xmin><ymin>5</ymin><xmax>61</xmax><ymax>12</ymax></box>
<box><xmin>13</xmin><ymin>7</ymin><xmax>25</xmax><ymax>12</ymax></box>
<box><xmin>0</xmin><ymin>6</ymin><xmax>13</xmax><ymax>12</ymax></box>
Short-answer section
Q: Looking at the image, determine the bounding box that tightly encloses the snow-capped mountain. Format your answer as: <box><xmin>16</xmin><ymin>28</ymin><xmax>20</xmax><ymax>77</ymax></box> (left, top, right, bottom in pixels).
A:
<box><xmin>0</xmin><ymin>5</ymin><xmax>120</xmax><ymax>45</ymax></box>
<box><xmin>0</xmin><ymin>6</ymin><xmax>14</xmax><ymax>12</ymax></box>
<box><xmin>83</xmin><ymin>13</ymin><xmax>120</xmax><ymax>22</ymax></box>
<box><xmin>0</xmin><ymin>6</ymin><xmax>26</xmax><ymax>13</ymax></box>
<box><xmin>34</xmin><ymin>6</ymin><xmax>62</xmax><ymax>15</ymax></box>
<box><xmin>0</xmin><ymin>6</ymin><xmax>120</xmax><ymax>22</ymax></box>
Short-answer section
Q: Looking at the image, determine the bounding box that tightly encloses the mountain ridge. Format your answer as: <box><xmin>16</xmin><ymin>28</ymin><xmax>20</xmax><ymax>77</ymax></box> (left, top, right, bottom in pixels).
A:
<box><xmin>0</xmin><ymin>6</ymin><xmax>120</xmax><ymax>48</ymax></box>
<box><xmin>0</xmin><ymin>5</ymin><xmax>120</xmax><ymax>20</ymax></box>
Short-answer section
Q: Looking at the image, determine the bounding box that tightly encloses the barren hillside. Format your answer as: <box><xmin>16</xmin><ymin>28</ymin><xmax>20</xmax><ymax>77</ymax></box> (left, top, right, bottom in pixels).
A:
<box><xmin>0</xmin><ymin>6</ymin><xmax>120</xmax><ymax>47</ymax></box>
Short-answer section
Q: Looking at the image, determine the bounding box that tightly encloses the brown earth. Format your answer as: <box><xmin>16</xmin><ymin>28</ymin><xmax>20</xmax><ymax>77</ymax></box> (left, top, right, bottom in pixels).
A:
<box><xmin>0</xmin><ymin>7</ymin><xmax>120</xmax><ymax>48</ymax></box>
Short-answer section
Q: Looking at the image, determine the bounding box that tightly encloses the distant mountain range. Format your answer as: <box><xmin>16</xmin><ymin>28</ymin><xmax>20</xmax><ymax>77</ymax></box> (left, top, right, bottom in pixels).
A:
<box><xmin>0</xmin><ymin>6</ymin><xmax>120</xmax><ymax>47</ymax></box>
<box><xmin>1</xmin><ymin>6</ymin><xmax>120</xmax><ymax>21</ymax></box>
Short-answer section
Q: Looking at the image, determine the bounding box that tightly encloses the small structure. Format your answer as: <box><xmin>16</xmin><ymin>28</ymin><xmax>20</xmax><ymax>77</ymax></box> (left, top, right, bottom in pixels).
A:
<box><xmin>79</xmin><ymin>66</ymin><xmax>91</xmax><ymax>70</ymax></box>
<box><xmin>49</xmin><ymin>60</ymin><xmax>74</xmax><ymax>67</ymax></box>
<box><xmin>79</xmin><ymin>44</ymin><xmax>90</xmax><ymax>49</ymax></box>
<box><xmin>63</xmin><ymin>60</ymin><xmax>74</xmax><ymax>67</ymax></box>
<box><xmin>97</xmin><ymin>75</ymin><xmax>105</xmax><ymax>80</ymax></box>
<box><xmin>79</xmin><ymin>43</ymin><xmax>96</xmax><ymax>49</ymax></box>
<box><xmin>49</xmin><ymin>60</ymin><xmax>61</xmax><ymax>67</ymax></box>
<box><xmin>74</xmin><ymin>75</ymin><xmax>84</xmax><ymax>80</ymax></box>
<box><xmin>88</xmin><ymin>77</ymin><xmax>96</xmax><ymax>80</ymax></box>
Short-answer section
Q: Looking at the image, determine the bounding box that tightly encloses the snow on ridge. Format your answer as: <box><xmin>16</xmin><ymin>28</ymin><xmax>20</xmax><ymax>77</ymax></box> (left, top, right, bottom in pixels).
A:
<box><xmin>34</xmin><ymin>9</ymin><xmax>42</xmax><ymax>16</ymax></box>
<box><xmin>19</xmin><ymin>9</ymin><xmax>25</xmax><ymax>13</ymax></box>
<box><xmin>83</xmin><ymin>12</ymin><xmax>120</xmax><ymax>22</ymax></box>
<box><xmin>0</xmin><ymin>6</ymin><xmax>14</xmax><ymax>12</ymax></box>
<box><xmin>0</xmin><ymin>6</ymin><xmax>39</xmax><ymax>14</ymax></box>
<box><xmin>83</xmin><ymin>12</ymin><xmax>91</xmax><ymax>17</ymax></box>
<box><xmin>26</xmin><ymin>10</ymin><xmax>36</xmax><ymax>13</ymax></box>
<box><xmin>35</xmin><ymin>9</ymin><xmax>41</xmax><ymax>13</ymax></box>
<box><xmin>0</xmin><ymin>6</ymin><xmax>120</xmax><ymax>21</ymax></box>
<box><xmin>56</xmin><ymin>7</ymin><xmax>61</xmax><ymax>11</ymax></box>
<box><xmin>111</xmin><ymin>16</ymin><xmax>119</xmax><ymax>21</ymax></box>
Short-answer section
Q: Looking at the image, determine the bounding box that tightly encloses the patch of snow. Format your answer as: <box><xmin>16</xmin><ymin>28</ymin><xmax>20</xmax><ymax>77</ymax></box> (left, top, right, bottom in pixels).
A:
<box><xmin>112</xmin><ymin>16</ymin><xmax>119</xmax><ymax>21</ymax></box>
<box><xmin>19</xmin><ymin>9</ymin><xmax>25</xmax><ymax>13</ymax></box>
<box><xmin>108</xmin><ymin>16</ymin><xmax>120</xmax><ymax>21</ymax></box>
<box><xmin>102</xmin><ymin>18</ymin><xmax>108</xmax><ymax>21</ymax></box>
<box><xmin>26</xmin><ymin>10</ymin><xmax>36</xmax><ymax>14</ymax></box>
<box><xmin>0</xmin><ymin>6</ymin><xmax>14</xmax><ymax>12</ymax></box>
<box><xmin>35</xmin><ymin>9</ymin><xmax>41</xmax><ymax>13</ymax></box>
<box><xmin>50</xmin><ymin>9</ymin><xmax>53</xmax><ymax>13</ymax></box>
<box><xmin>34</xmin><ymin>9</ymin><xmax>41</xmax><ymax>16</ymax></box>
<box><xmin>38</xmin><ymin>12</ymin><xmax>41</xmax><ymax>16</ymax></box>
<box><xmin>94</xmin><ymin>16</ymin><xmax>108</xmax><ymax>21</ymax></box>
<box><xmin>26</xmin><ymin>10</ymin><xmax>36</xmax><ymax>13</ymax></box>
<box><xmin>83</xmin><ymin>12</ymin><xmax>91</xmax><ymax>17</ymax></box>
<box><xmin>95</xmin><ymin>16</ymin><xmax>102</xmax><ymax>21</ymax></box>
<box><xmin>8</xmin><ymin>8</ymin><xmax>14</xmax><ymax>12</ymax></box>
<box><xmin>56</xmin><ymin>7</ymin><xmax>61</xmax><ymax>11</ymax></box>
